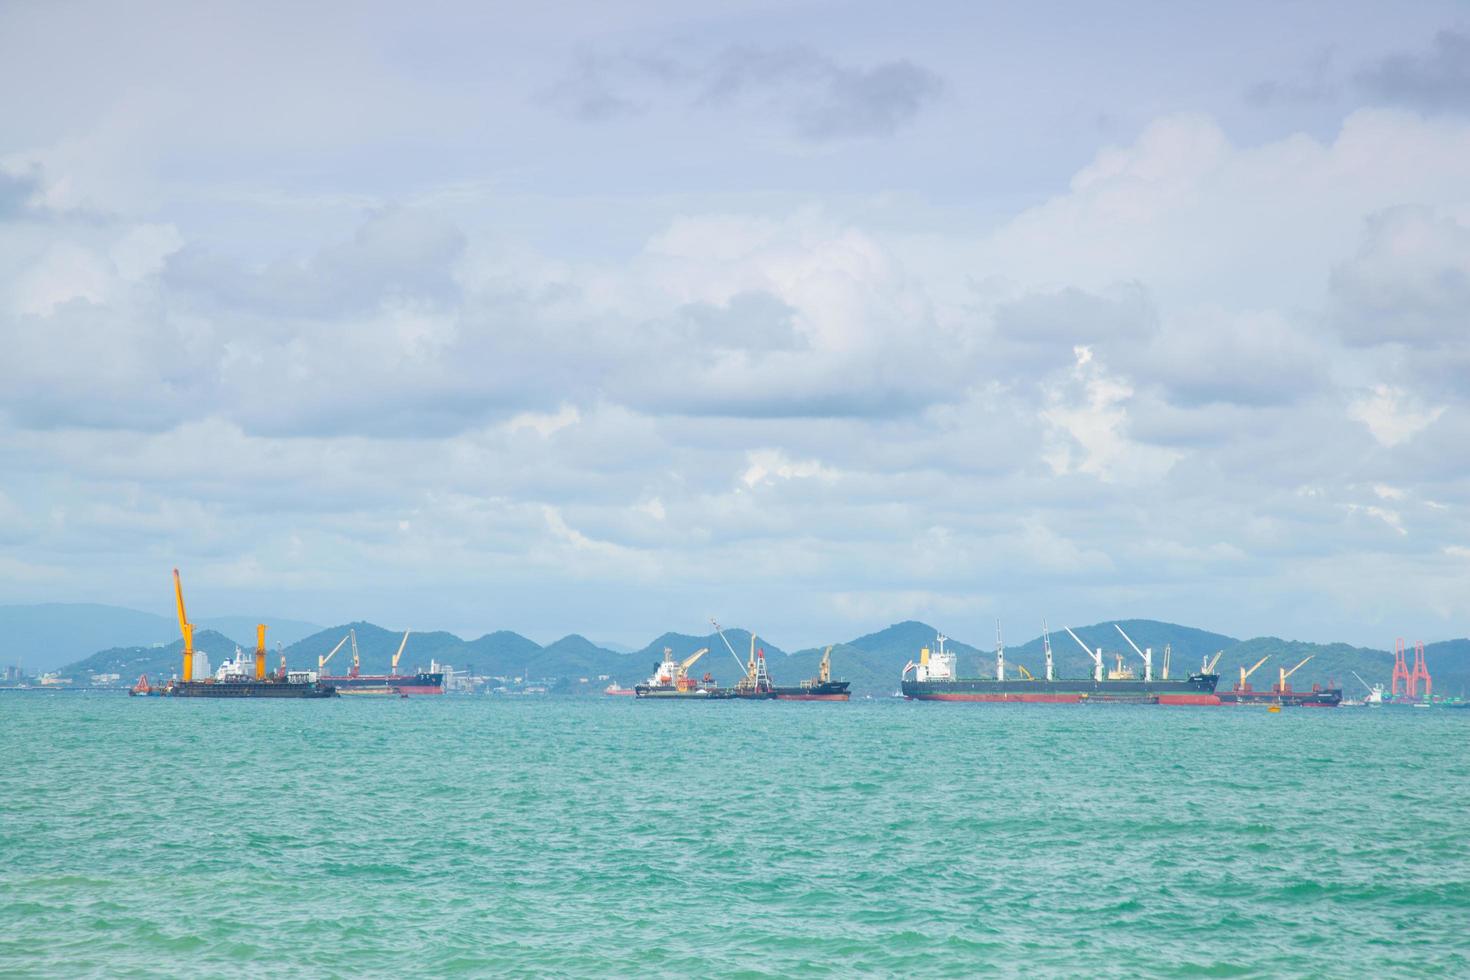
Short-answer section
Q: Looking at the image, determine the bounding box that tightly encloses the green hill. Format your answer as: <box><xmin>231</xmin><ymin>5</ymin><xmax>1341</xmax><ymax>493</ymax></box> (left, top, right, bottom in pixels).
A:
<box><xmin>51</xmin><ymin>615</ymin><xmax>1470</xmax><ymax>699</ymax></box>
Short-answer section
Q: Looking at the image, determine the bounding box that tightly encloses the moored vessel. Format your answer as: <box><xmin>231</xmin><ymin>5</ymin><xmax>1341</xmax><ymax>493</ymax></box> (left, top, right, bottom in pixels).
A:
<box><xmin>634</xmin><ymin>647</ymin><xmax>722</xmax><ymax>698</ymax></box>
<box><xmin>773</xmin><ymin>645</ymin><xmax>849</xmax><ymax>701</ymax></box>
<box><xmin>317</xmin><ymin>629</ymin><xmax>444</xmax><ymax>695</ymax></box>
<box><xmin>1218</xmin><ymin>654</ymin><xmax>1341</xmax><ymax>707</ymax></box>
<box><xmin>157</xmin><ymin>570</ymin><xmax>337</xmax><ymax>699</ymax></box>
<box><xmin>900</xmin><ymin>624</ymin><xmax>1221</xmax><ymax>705</ymax></box>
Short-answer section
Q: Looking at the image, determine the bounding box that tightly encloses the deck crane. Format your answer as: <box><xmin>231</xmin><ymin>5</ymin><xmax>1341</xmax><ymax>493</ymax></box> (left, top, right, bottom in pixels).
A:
<box><xmin>678</xmin><ymin>648</ymin><xmax>709</xmax><ymax>690</ymax></box>
<box><xmin>390</xmin><ymin>630</ymin><xmax>411</xmax><ymax>675</ymax></box>
<box><xmin>1063</xmin><ymin>626</ymin><xmax>1105</xmax><ymax>682</ymax></box>
<box><xmin>1042</xmin><ymin>620</ymin><xmax>1054</xmax><ymax>681</ymax></box>
<box><xmin>1276</xmin><ymin>655</ymin><xmax>1312</xmax><ymax>693</ymax></box>
<box><xmin>817</xmin><ymin>645</ymin><xmax>834</xmax><ymax>685</ymax></box>
<box><xmin>318</xmin><ymin>634</ymin><xmax>350</xmax><ymax>673</ymax></box>
<box><xmin>1202</xmin><ymin>650</ymin><xmax>1224</xmax><ymax>675</ymax></box>
<box><xmin>1162</xmin><ymin>643</ymin><xmax>1171</xmax><ymax>681</ymax></box>
<box><xmin>995</xmin><ymin>620</ymin><xmax>1005</xmax><ymax>681</ymax></box>
<box><xmin>1237</xmin><ymin>655</ymin><xmax>1270</xmax><ymax>692</ymax></box>
<box><xmin>172</xmin><ymin>568</ymin><xmax>194</xmax><ymax>682</ymax></box>
<box><xmin>711</xmin><ymin>619</ymin><xmax>753</xmax><ymax>678</ymax></box>
<box><xmin>255</xmin><ymin>625</ymin><xmax>267</xmax><ymax>680</ymax></box>
<box><xmin>1113</xmin><ymin>624</ymin><xmax>1153</xmax><ymax>683</ymax></box>
<box><xmin>349</xmin><ymin>628</ymin><xmax>360</xmax><ymax>678</ymax></box>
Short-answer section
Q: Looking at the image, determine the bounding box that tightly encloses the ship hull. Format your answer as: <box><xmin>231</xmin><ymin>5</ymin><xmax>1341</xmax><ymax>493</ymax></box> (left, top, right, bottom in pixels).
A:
<box><xmin>165</xmin><ymin>680</ymin><xmax>337</xmax><ymax>699</ymax></box>
<box><xmin>321</xmin><ymin>673</ymin><xmax>444</xmax><ymax>695</ymax></box>
<box><xmin>634</xmin><ymin>685</ymin><xmax>720</xmax><ymax>699</ymax></box>
<box><xmin>902</xmin><ymin>674</ymin><xmax>1220</xmax><ymax>704</ymax></box>
<box><xmin>772</xmin><ymin>681</ymin><xmax>851</xmax><ymax>701</ymax></box>
<box><xmin>1219</xmin><ymin>688</ymin><xmax>1342</xmax><ymax>707</ymax></box>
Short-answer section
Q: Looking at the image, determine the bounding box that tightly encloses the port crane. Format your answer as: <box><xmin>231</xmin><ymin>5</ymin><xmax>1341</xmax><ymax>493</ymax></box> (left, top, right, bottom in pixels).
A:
<box><xmin>1063</xmin><ymin>626</ymin><xmax>1105</xmax><ymax>682</ymax></box>
<box><xmin>1237</xmin><ymin>655</ymin><xmax>1270</xmax><ymax>692</ymax></box>
<box><xmin>1113</xmin><ymin>624</ymin><xmax>1154</xmax><ymax>682</ymax></box>
<box><xmin>391</xmin><ymin>630</ymin><xmax>411</xmax><ymax>674</ymax></box>
<box><xmin>1276</xmin><ymin>655</ymin><xmax>1312</xmax><ymax>692</ymax></box>
<box><xmin>173</xmin><ymin>568</ymin><xmax>194</xmax><ymax>681</ymax></box>
<box><xmin>318</xmin><ymin>634</ymin><xmax>350</xmax><ymax>673</ymax></box>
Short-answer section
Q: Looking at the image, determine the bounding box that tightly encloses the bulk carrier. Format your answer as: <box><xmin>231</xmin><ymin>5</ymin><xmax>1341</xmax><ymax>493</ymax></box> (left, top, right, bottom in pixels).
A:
<box><xmin>317</xmin><ymin>629</ymin><xmax>444</xmax><ymax>696</ymax></box>
<box><xmin>901</xmin><ymin>624</ymin><xmax>1220</xmax><ymax>705</ymax></box>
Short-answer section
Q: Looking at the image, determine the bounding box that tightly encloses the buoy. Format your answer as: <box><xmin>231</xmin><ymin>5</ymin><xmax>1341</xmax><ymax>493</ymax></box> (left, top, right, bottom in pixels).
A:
<box><xmin>1268</xmin><ymin>704</ymin><xmax>1281</xmax><ymax>713</ymax></box>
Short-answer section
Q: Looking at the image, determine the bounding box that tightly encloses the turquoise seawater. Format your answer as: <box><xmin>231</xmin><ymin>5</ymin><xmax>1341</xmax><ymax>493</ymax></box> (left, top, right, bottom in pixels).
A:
<box><xmin>2</xmin><ymin>694</ymin><xmax>1468</xmax><ymax>977</ymax></box>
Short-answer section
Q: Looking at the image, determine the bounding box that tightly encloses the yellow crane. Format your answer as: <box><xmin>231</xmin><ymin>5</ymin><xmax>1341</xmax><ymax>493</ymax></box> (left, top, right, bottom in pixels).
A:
<box><xmin>318</xmin><ymin>634</ymin><xmax>350</xmax><ymax>672</ymax></box>
<box><xmin>1238</xmin><ymin>655</ymin><xmax>1270</xmax><ymax>691</ymax></box>
<box><xmin>391</xmin><ymin>630</ymin><xmax>411</xmax><ymax>675</ymax></box>
<box><xmin>173</xmin><ymin>568</ymin><xmax>194</xmax><ymax>682</ymax></box>
<box><xmin>255</xmin><ymin>624</ymin><xmax>267</xmax><ymax>680</ymax></box>
<box><xmin>1203</xmin><ymin>650</ymin><xmax>1224</xmax><ymax>675</ymax></box>
<box><xmin>1015</xmin><ymin>663</ymin><xmax>1035</xmax><ymax>681</ymax></box>
<box><xmin>677</xmin><ymin>647</ymin><xmax>708</xmax><ymax>690</ymax></box>
<box><xmin>818</xmin><ymin>645</ymin><xmax>834</xmax><ymax>684</ymax></box>
<box><xmin>1277</xmin><ymin>655</ymin><xmax>1313</xmax><ymax>692</ymax></box>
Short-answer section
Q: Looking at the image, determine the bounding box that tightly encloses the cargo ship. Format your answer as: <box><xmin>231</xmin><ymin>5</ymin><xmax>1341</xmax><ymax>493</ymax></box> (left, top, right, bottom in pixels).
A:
<box><xmin>773</xmin><ymin>645</ymin><xmax>849</xmax><ymax>700</ymax></box>
<box><xmin>712</xmin><ymin>622</ymin><xmax>850</xmax><ymax>701</ymax></box>
<box><xmin>155</xmin><ymin>569</ymin><xmax>337</xmax><ymax>699</ymax></box>
<box><xmin>1218</xmin><ymin>654</ymin><xmax>1340</xmax><ymax>707</ymax></box>
<box><xmin>318</xmin><ymin>629</ymin><xmax>444</xmax><ymax>696</ymax></box>
<box><xmin>900</xmin><ymin>626</ymin><xmax>1221</xmax><ymax>705</ymax></box>
<box><xmin>634</xmin><ymin>646</ymin><xmax>725</xmax><ymax>698</ymax></box>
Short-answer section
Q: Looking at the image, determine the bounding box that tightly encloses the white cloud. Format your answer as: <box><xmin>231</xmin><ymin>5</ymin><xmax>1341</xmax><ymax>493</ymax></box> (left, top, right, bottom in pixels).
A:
<box><xmin>1348</xmin><ymin>384</ymin><xmax>1446</xmax><ymax>446</ymax></box>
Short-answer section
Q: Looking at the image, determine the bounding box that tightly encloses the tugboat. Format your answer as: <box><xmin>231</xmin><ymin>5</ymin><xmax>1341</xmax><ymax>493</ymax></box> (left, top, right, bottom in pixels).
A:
<box><xmin>634</xmin><ymin>647</ymin><xmax>722</xmax><ymax>698</ymax></box>
<box><xmin>158</xmin><ymin>569</ymin><xmax>337</xmax><ymax>699</ymax></box>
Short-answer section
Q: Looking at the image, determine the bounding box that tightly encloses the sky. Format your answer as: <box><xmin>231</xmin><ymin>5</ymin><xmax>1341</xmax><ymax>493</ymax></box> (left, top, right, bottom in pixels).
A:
<box><xmin>1</xmin><ymin>0</ymin><xmax>1469</xmax><ymax>649</ymax></box>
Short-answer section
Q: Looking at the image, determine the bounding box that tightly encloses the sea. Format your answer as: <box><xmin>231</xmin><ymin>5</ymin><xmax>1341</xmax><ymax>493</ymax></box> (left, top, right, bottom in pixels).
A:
<box><xmin>2</xmin><ymin>693</ymin><xmax>1467</xmax><ymax>978</ymax></box>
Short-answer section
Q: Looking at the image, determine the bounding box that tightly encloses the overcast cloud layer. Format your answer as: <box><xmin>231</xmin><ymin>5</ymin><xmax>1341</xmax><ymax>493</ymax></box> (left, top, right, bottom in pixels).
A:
<box><xmin>1</xmin><ymin>1</ymin><xmax>1468</xmax><ymax>649</ymax></box>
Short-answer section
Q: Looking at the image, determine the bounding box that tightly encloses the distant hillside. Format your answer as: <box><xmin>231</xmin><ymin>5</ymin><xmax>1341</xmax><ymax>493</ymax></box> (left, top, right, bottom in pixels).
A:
<box><xmin>0</xmin><ymin>603</ymin><xmax>324</xmax><ymax>674</ymax></box>
<box><xmin>57</xmin><ymin>630</ymin><xmax>246</xmax><ymax>684</ymax></box>
<box><xmin>0</xmin><ymin>603</ymin><xmax>177</xmax><ymax>672</ymax></box>
<box><xmin>50</xmin><ymin>614</ymin><xmax>1470</xmax><ymax>698</ymax></box>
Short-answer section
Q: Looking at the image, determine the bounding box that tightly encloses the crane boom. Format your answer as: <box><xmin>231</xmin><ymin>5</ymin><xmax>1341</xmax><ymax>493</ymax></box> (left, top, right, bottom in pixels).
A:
<box><xmin>349</xmin><ymin>628</ymin><xmax>360</xmax><ymax>677</ymax></box>
<box><xmin>1204</xmin><ymin>650</ymin><xmax>1224</xmax><ymax>674</ymax></box>
<box><xmin>680</xmin><ymin>647</ymin><xmax>709</xmax><ymax>672</ymax></box>
<box><xmin>172</xmin><ymin>568</ymin><xmax>194</xmax><ymax>682</ymax></box>
<box><xmin>1278</xmin><ymin>655</ymin><xmax>1313</xmax><ymax>690</ymax></box>
<box><xmin>1114</xmin><ymin>624</ymin><xmax>1153</xmax><ymax>682</ymax></box>
<box><xmin>391</xmin><ymin>630</ymin><xmax>411</xmax><ymax>673</ymax></box>
<box><xmin>711</xmin><ymin>619</ymin><xmax>751</xmax><ymax>675</ymax></box>
<box><xmin>1351</xmin><ymin>670</ymin><xmax>1374</xmax><ymax>695</ymax></box>
<box><xmin>1063</xmin><ymin>626</ymin><xmax>1105</xmax><ymax>681</ymax></box>
<box><xmin>1239</xmin><ymin>655</ymin><xmax>1270</xmax><ymax>690</ymax></box>
<box><xmin>819</xmin><ymin>645</ymin><xmax>833</xmax><ymax>684</ymax></box>
<box><xmin>318</xmin><ymin>634</ymin><xmax>349</xmax><ymax>671</ymax></box>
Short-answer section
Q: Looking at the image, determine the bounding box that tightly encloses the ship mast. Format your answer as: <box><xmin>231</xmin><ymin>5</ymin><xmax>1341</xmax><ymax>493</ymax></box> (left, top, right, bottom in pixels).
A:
<box><xmin>995</xmin><ymin>620</ymin><xmax>1005</xmax><ymax>681</ymax></box>
<box><xmin>1042</xmin><ymin>620</ymin><xmax>1053</xmax><ymax>681</ymax></box>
